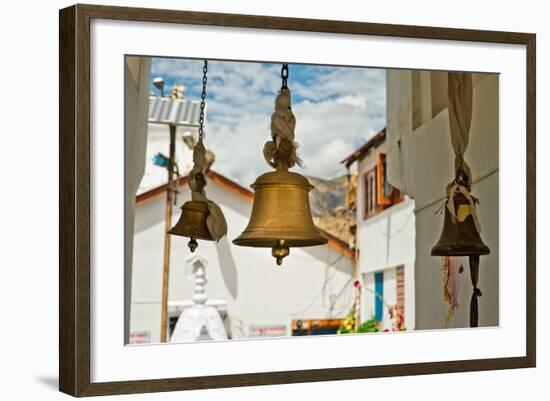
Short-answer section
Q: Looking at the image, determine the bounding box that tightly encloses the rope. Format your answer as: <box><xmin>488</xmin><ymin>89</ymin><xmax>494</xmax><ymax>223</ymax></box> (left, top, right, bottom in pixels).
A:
<box><xmin>263</xmin><ymin>64</ymin><xmax>302</xmax><ymax>170</ymax></box>
<box><xmin>188</xmin><ymin>139</ymin><xmax>227</xmax><ymax>241</ymax></box>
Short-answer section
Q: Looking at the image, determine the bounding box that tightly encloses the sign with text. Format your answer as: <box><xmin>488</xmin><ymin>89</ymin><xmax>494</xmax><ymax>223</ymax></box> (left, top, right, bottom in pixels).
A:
<box><xmin>129</xmin><ymin>330</ymin><xmax>151</xmax><ymax>344</ymax></box>
<box><xmin>249</xmin><ymin>324</ymin><xmax>287</xmax><ymax>338</ymax></box>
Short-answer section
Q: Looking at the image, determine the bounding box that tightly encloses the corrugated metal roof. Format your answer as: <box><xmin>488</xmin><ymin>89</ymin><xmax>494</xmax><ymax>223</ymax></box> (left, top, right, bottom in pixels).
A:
<box><xmin>148</xmin><ymin>96</ymin><xmax>204</xmax><ymax>127</ymax></box>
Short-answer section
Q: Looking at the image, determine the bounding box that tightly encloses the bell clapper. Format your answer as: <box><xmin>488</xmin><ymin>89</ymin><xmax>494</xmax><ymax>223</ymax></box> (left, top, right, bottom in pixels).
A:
<box><xmin>188</xmin><ymin>237</ymin><xmax>198</xmax><ymax>253</ymax></box>
<box><xmin>272</xmin><ymin>239</ymin><xmax>290</xmax><ymax>266</ymax></box>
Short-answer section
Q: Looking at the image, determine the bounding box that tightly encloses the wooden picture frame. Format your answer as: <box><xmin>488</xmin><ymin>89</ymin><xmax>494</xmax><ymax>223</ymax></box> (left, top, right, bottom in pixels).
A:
<box><xmin>59</xmin><ymin>3</ymin><xmax>536</xmax><ymax>397</ymax></box>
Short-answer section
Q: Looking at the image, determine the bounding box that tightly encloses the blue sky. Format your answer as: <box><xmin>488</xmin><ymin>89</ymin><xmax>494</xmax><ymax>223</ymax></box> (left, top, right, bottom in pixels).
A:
<box><xmin>151</xmin><ymin>58</ymin><xmax>386</xmax><ymax>186</ymax></box>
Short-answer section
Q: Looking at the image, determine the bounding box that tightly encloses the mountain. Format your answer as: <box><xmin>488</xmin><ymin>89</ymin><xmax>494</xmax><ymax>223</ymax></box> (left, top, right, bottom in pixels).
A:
<box><xmin>307</xmin><ymin>175</ymin><xmax>355</xmax><ymax>245</ymax></box>
<box><xmin>307</xmin><ymin>175</ymin><xmax>349</xmax><ymax>218</ymax></box>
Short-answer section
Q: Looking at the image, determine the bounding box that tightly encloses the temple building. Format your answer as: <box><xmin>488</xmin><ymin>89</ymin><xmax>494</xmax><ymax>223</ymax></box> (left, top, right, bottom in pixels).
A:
<box><xmin>129</xmin><ymin>165</ymin><xmax>355</xmax><ymax>343</ymax></box>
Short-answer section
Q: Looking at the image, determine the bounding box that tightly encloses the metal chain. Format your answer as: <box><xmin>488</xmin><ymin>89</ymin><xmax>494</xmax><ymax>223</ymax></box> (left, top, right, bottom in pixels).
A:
<box><xmin>198</xmin><ymin>60</ymin><xmax>208</xmax><ymax>140</ymax></box>
<box><xmin>281</xmin><ymin>63</ymin><xmax>288</xmax><ymax>89</ymax></box>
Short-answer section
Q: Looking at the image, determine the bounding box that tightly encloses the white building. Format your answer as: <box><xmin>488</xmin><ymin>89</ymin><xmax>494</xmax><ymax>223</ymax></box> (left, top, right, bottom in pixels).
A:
<box><xmin>129</xmin><ymin>168</ymin><xmax>355</xmax><ymax>343</ymax></box>
<box><xmin>342</xmin><ymin>129</ymin><xmax>416</xmax><ymax>331</ymax></box>
<box><xmin>385</xmin><ymin>71</ymin><xmax>499</xmax><ymax>329</ymax></box>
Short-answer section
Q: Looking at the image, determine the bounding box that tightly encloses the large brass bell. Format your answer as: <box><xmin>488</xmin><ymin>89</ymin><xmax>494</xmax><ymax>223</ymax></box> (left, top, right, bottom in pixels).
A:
<box><xmin>234</xmin><ymin>63</ymin><xmax>327</xmax><ymax>265</ymax></box>
<box><xmin>233</xmin><ymin>164</ymin><xmax>327</xmax><ymax>265</ymax></box>
<box><xmin>169</xmin><ymin>200</ymin><xmax>212</xmax><ymax>252</ymax></box>
<box><xmin>431</xmin><ymin>192</ymin><xmax>490</xmax><ymax>257</ymax></box>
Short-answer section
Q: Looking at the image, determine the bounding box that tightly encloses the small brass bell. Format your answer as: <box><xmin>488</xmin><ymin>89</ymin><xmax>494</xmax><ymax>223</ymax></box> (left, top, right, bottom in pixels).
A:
<box><xmin>168</xmin><ymin>60</ymin><xmax>227</xmax><ymax>253</ymax></box>
<box><xmin>169</xmin><ymin>200</ymin><xmax>213</xmax><ymax>252</ymax></box>
<box><xmin>431</xmin><ymin>185</ymin><xmax>489</xmax><ymax>327</ymax></box>
<box><xmin>431</xmin><ymin>192</ymin><xmax>490</xmax><ymax>257</ymax></box>
<box><xmin>233</xmin><ymin>165</ymin><xmax>327</xmax><ymax>265</ymax></box>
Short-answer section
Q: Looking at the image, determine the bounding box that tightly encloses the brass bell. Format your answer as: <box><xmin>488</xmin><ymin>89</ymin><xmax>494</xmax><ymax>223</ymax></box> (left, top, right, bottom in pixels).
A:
<box><xmin>233</xmin><ymin>166</ymin><xmax>328</xmax><ymax>265</ymax></box>
<box><xmin>234</xmin><ymin>63</ymin><xmax>327</xmax><ymax>265</ymax></box>
<box><xmin>431</xmin><ymin>183</ymin><xmax>490</xmax><ymax>327</ymax></box>
<box><xmin>169</xmin><ymin>200</ymin><xmax>213</xmax><ymax>252</ymax></box>
<box><xmin>431</xmin><ymin>192</ymin><xmax>490</xmax><ymax>256</ymax></box>
<box><xmin>168</xmin><ymin>61</ymin><xmax>228</xmax><ymax>254</ymax></box>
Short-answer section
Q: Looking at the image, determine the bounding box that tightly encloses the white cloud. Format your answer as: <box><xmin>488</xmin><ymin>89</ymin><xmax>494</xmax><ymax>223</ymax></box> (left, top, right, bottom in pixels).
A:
<box><xmin>149</xmin><ymin>58</ymin><xmax>386</xmax><ymax>186</ymax></box>
<box><xmin>335</xmin><ymin>95</ymin><xmax>368</xmax><ymax>108</ymax></box>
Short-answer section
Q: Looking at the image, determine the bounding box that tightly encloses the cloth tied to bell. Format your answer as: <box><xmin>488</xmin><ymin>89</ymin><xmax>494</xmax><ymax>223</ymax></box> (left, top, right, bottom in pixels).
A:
<box><xmin>445</xmin><ymin>182</ymin><xmax>481</xmax><ymax>233</ymax></box>
<box><xmin>442</xmin><ymin>256</ymin><xmax>464</xmax><ymax>328</ymax></box>
<box><xmin>444</xmin><ymin>72</ymin><xmax>481</xmax><ymax>233</ymax></box>
<box><xmin>188</xmin><ymin>139</ymin><xmax>228</xmax><ymax>240</ymax></box>
<box><xmin>263</xmin><ymin>88</ymin><xmax>302</xmax><ymax>169</ymax></box>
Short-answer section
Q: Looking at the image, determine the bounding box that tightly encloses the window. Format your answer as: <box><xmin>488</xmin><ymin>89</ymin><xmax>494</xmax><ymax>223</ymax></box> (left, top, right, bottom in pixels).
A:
<box><xmin>374</xmin><ymin>272</ymin><xmax>384</xmax><ymax>322</ymax></box>
<box><xmin>377</xmin><ymin>153</ymin><xmax>391</xmax><ymax>205</ymax></box>
<box><xmin>364</xmin><ymin>168</ymin><xmax>377</xmax><ymax>217</ymax></box>
<box><xmin>363</xmin><ymin>153</ymin><xmax>404</xmax><ymax>219</ymax></box>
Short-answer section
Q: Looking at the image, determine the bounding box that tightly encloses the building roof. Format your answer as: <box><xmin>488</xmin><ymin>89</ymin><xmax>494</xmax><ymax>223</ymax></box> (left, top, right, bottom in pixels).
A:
<box><xmin>340</xmin><ymin>127</ymin><xmax>386</xmax><ymax>168</ymax></box>
<box><xmin>136</xmin><ymin>170</ymin><xmax>354</xmax><ymax>258</ymax></box>
<box><xmin>148</xmin><ymin>96</ymin><xmax>203</xmax><ymax>127</ymax></box>
<box><xmin>136</xmin><ymin>170</ymin><xmax>252</xmax><ymax>205</ymax></box>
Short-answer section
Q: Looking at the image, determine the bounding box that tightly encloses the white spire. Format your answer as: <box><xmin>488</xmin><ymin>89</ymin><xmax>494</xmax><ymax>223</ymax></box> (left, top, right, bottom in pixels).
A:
<box><xmin>191</xmin><ymin>261</ymin><xmax>207</xmax><ymax>305</ymax></box>
<box><xmin>170</xmin><ymin>256</ymin><xmax>228</xmax><ymax>343</ymax></box>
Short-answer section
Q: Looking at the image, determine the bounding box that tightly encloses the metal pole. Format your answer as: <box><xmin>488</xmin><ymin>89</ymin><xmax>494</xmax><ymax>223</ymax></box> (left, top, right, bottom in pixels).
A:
<box><xmin>160</xmin><ymin>124</ymin><xmax>176</xmax><ymax>342</ymax></box>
